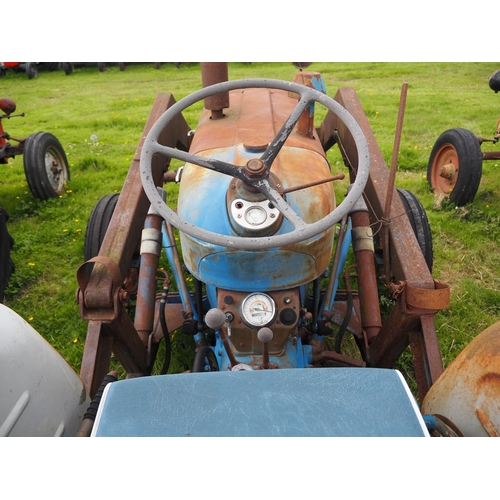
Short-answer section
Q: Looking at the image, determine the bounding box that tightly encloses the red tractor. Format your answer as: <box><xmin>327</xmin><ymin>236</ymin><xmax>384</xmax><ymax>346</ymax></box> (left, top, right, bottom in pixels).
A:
<box><xmin>0</xmin><ymin>96</ymin><xmax>70</xmax><ymax>301</ymax></box>
<box><xmin>427</xmin><ymin>69</ymin><xmax>500</xmax><ymax>206</ymax></box>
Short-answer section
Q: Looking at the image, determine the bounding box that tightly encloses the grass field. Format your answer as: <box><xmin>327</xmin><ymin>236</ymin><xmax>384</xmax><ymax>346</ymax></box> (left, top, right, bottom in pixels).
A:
<box><xmin>1</xmin><ymin>62</ymin><xmax>500</xmax><ymax>384</ymax></box>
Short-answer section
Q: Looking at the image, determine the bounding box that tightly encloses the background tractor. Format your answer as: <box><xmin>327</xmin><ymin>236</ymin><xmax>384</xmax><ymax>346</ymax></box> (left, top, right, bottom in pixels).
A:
<box><xmin>427</xmin><ymin>69</ymin><xmax>500</xmax><ymax>207</ymax></box>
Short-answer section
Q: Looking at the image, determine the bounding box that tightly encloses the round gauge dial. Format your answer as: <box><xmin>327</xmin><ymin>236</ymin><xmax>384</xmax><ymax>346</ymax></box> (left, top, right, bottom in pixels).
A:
<box><xmin>240</xmin><ymin>293</ymin><xmax>276</xmax><ymax>328</ymax></box>
<box><xmin>245</xmin><ymin>206</ymin><xmax>267</xmax><ymax>226</ymax></box>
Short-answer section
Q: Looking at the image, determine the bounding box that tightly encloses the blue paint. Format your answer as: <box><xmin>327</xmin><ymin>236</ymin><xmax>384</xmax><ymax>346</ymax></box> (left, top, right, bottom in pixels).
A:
<box><xmin>307</xmin><ymin>75</ymin><xmax>327</xmax><ymax>118</ymax></box>
<box><xmin>196</xmin><ymin>247</ymin><xmax>318</xmax><ymax>291</ymax></box>
<box><xmin>162</xmin><ymin>223</ymin><xmax>198</xmax><ymax>320</ymax></box>
<box><xmin>311</xmin><ymin>75</ymin><xmax>327</xmax><ymax>94</ymax></box>
<box><xmin>322</xmin><ymin>217</ymin><xmax>352</xmax><ymax>315</ymax></box>
<box><xmin>178</xmin><ymin>143</ymin><xmax>334</xmax><ymax>291</ymax></box>
<box><xmin>213</xmin><ymin>335</ymin><xmax>309</xmax><ymax>370</ymax></box>
<box><xmin>94</xmin><ymin>368</ymin><xmax>429</xmax><ymax>437</ymax></box>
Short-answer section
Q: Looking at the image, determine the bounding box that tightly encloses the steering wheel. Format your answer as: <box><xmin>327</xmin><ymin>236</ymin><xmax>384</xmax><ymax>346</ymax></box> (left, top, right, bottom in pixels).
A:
<box><xmin>140</xmin><ymin>79</ymin><xmax>370</xmax><ymax>250</ymax></box>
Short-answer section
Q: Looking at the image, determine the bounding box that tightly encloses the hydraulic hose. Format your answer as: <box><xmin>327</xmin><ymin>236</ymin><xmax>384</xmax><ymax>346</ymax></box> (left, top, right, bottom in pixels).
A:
<box><xmin>192</xmin><ymin>345</ymin><xmax>219</xmax><ymax>372</ymax></box>
<box><xmin>76</xmin><ymin>371</ymin><xmax>118</xmax><ymax>437</ymax></box>
<box><xmin>336</xmin><ymin>264</ymin><xmax>356</xmax><ymax>354</ymax></box>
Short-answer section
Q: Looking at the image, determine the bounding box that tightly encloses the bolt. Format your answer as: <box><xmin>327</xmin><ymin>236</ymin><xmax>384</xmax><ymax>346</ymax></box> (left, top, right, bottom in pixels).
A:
<box><xmin>245</xmin><ymin>158</ymin><xmax>266</xmax><ymax>178</ymax></box>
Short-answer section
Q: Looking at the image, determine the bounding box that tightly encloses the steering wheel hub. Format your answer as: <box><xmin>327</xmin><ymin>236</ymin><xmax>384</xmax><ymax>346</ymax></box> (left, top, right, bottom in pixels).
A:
<box><xmin>245</xmin><ymin>158</ymin><xmax>267</xmax><ymax>179</ymax></box>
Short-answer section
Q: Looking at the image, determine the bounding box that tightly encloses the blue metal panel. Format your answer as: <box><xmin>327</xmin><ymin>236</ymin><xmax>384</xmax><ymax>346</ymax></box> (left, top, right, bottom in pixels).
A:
<box><xmin>177</xmin><ymin>144</ymin><xmax>335</xmax><ymax>291</ymax></box>
<box><xmin>196</xmin><ymin>248</ymin><xmax>318</xmax><ymax>291</ymax></box>
<box><xmin>93</xmin><ymin>368</ymin><xmax>428</xmax><ymax>437</ymax></box>
<box><xmin>212</xmin><ymin>337</ymin><xmax>311</xmax><ymax>371</ymax></box>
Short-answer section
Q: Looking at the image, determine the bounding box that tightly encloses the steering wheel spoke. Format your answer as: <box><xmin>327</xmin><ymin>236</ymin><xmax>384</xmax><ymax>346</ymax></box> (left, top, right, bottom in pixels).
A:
<box><xmin>256</xmin><ymin>179</ymin><xmax>307</xmax><ymax>230</ymax></box>
<box><xmin>153</xmin><ymin>142</ymin><xmax>245</xmax><ymax>178</ymax></box>
<box><xmin>260</xmin><ymin>91</ymin><xmax>313</xmax><ymax>169</ymax></box>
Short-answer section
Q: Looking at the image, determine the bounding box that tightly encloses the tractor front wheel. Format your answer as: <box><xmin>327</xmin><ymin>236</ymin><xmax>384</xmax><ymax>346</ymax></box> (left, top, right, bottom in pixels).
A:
<box><xmin>427</xmin><ymin>128</ymin><xmax>482</xmax><ymax>206</ymax></box>
<box><xmin>63</xmin><ymin>62</ymin><xmax>73</xmax><ymax>75</ymax></box>
<box><xmin>26</xmin><ymin>62</ymin><xmax>38</xmax><ymax>79</ymax></box>
<box><xmin>23</xmin><ymin>132</ymin><xmax>70</xmax><ymax>200</ymax></box>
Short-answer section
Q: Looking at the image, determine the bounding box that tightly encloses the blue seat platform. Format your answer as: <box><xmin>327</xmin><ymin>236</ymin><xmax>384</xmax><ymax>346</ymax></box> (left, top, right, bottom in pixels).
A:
<box><xmin>92</xmin><ymin>368</ymin><xmax>428</xmax><ymax>437</ymax></box>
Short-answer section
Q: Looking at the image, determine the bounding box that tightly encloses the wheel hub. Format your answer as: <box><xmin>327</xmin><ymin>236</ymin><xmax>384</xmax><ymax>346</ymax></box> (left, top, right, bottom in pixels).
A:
<box><xmin>439</xmin><ymin>162</ymin><xmax>457</xmax><ymax>180</ymax></box>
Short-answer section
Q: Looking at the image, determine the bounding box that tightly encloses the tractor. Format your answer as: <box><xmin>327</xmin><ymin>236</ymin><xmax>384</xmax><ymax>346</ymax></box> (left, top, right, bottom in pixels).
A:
<box><xmin>427</xmin><ymin>69</ymin><xmax>500</xmax><ymax>207</ymax></box>
<box><xmin>0</xmin><ymin>97</ymin><xmax>70</xmax><ymax>201</ymax></box>
<box><xmin>1</xmin><ymin>63</ymin><xmax>499</xmax><ymax>437</ymax></box>
<box><xmin>0</xmin><ymin>97</ymin><xmax>70</xmax><ymax>302</ymax></box>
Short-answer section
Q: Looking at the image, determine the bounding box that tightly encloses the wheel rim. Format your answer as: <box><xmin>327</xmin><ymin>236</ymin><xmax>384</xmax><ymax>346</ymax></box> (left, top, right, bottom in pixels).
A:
<box><xmin>44</xmin><ymin>145</ymin><xmax>68</xmax><ymax>193</ymax></box>
<box><xmin>429</xmin><ymin>143</ymin><xmax>459</xmax><ymax>195</ymax></box>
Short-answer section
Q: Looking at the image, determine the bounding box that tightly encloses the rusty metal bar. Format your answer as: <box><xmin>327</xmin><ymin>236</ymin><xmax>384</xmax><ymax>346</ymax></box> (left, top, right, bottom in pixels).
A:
<box><xmin>320</xmin><ymin>87</ymin><xmax>447</xmax><ymax>399</ymax></box>
<box><xmin>409</xmin><ymin>314</ymin><xmax>445</xmax><ymax>402</ymax></box>
<box><xmin>134</xmin><ymin>209</ymin><xmax>164</xmax><ymax>345</ymax></box>
<box><xmin>383</xmin><ymin>83</ymin><xmax>408</xmax><ymax>283</ymax></box>
<box><xmin>201</xmin><ymin>62</ymin><xmax>229</xmax><ymax>118</ymax></box>
<box><xmin>326</xmin><ymin>87</ymin><xmax>434</xmax><ymax>287</ymax></box>
<box><xmin>280</xmin><ymin>173</ymin><xmax>345</xmax><ymax>194</ymax></box>
<box><xmin>482</xmin><ymin>151</ymin><xmax>500</xmax><ymax>160</ymax></box>
<box><xmin>350</xmin><ymin>206</ymin><xmax>382</xmax><ymax>344</ymax></box>
<box><xmin>82</xmin><ymin>93</ymin><xmax>191</xmax><ymax>317</ymax></box>
<box><xmin>80</xmin><ymin>321</ymin><xmax>114</xmax><ymax>398</ymax></box>
<box><xmin>78</xmin><ymin>92</ymin><xmax>192</xmax><ymax>397</ymax></box>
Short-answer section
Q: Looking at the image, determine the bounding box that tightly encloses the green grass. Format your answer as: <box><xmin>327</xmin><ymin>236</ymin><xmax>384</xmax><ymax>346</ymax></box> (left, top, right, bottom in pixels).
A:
<box><xmin>2</xmin><ymin>62</ymin><xmax>500</xmax><ymax>377</ymax></box>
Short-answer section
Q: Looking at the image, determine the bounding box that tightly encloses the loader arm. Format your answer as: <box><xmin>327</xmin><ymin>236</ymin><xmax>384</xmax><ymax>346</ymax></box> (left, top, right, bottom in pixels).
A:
<box><xmin>77</xmin><ymin>93</ymin><xmax>192</xmax><ymax>398</ymax></box>
<box><xmin>320</xmin><ymin>87</ymin><xmax>449</xmax><ymax>401</ymax></box>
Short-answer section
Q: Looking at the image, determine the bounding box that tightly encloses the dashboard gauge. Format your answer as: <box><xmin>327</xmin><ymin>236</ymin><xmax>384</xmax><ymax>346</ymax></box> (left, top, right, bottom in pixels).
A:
<box><xmin>240</xmin><ymin>292</ymin><xmax>276</xmax><ymax>328</ymax></box>
<box><xmin>245</xmin><ymin>206</ymin><xmax>267</xmax><ymax>226</ymax></box>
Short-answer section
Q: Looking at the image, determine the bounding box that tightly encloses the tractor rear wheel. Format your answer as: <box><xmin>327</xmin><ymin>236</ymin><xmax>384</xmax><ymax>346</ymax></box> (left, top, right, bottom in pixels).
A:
<box><xmin>84</xmin><ymin>193</ymin><xmax>120</xmax><ymax>263</ymax></box>
<box><xmin>397</xmin><ymin>188</ymin><xmax>433</xmax><ymax>272</ymax></box>
<box><xmin>23</xmin><ymin>132</ymin><xmax>70</xmax><ymax>200</ymax></box>
<box><xmin>427</xmin><ymin>128</ymin><xmax>482</xmax><ymax>206</ymax></box>
<box><xmin>0</xmin><ymin>207</ymin><xmax>14</xmax><ymax>303</ymax></box>
<box><xmin>62</xmin><ymin>62</ymin><xmax>73</xmax><ymax>75</ymax></box>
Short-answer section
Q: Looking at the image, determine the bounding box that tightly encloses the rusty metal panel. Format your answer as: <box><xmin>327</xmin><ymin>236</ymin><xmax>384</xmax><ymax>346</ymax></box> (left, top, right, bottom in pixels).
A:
<box><xmin>422</xmin><ymin>320</ymin><xmax>500</xmax><ymax>436</ymax></box>
<box><xmin>189</xmin><ymin>88</ymin><xmax>327</xmax><ymax>158</ymax></box>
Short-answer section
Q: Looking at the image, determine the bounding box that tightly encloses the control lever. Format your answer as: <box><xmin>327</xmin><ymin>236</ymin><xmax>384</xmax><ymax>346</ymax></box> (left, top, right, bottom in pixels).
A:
<box><xmin>205</xmin><ymin>308</ymin><xmax>239</xmax><ymax>368</ymax></box>
<box><xmin>257</xmin><ymin>327</ymin><xmax>275</xmax><ymax>370</ymax></box>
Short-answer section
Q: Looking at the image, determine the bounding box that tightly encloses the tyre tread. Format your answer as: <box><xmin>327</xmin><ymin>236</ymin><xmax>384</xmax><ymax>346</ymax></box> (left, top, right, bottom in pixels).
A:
<box><xmin>427</xmin><ymin>128</ymin><xmax>482</xmax><ymax>206</ymax></box>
